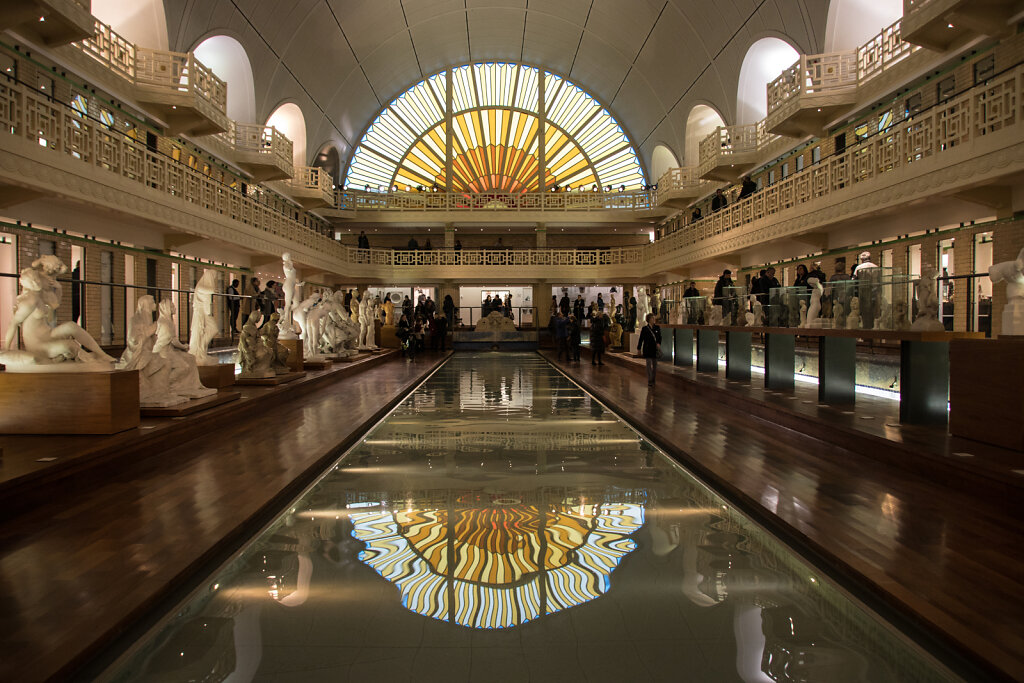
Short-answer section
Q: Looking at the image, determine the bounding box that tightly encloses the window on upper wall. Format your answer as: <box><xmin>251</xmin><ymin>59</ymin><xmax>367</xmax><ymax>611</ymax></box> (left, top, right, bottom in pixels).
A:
<box><xmin>70</xmin><ymin>93</ymin><xmax>88</xmax><ymax>116</ymax></box>
<box><xmin>937</xmin><ymin>76</ymin><xmax>956</xmax><ymax>102</ymax></box>
<box><xmin>974</xmin><ymin>55</ymin><xmax>995</xmax><ymax>84</ymax></box>
<box><xmin>796</xmin><ymin>155</ymin><xmax>804</xmax><ymax>172</ymax></box>
<box><xmin>812</xmin><ymin>147</ymin><xmax>821</xmax><ymax>164</ymax></box>
<box><xmin>768</xmin><ymin>170</ymin><xmax>776</xmax><ymax>185</ymax></box>
<box><xmin>905</xmin><ymin>93</ymin><xmax>922</xmax><ymax>117</ymax></box>
<box><xmin>781</xmin><ymin>163</ymin><xmax>789</xmax><ymax>179</ymax></box>
<box><xmin>99</xmin><ymin>109</ymin><xmax>115</xmax><ymax>128</ymax></box>
<box><xmin>345</xmin><ymin>63</ymin><xmax>646</xmax><ymax>192</ymax></box>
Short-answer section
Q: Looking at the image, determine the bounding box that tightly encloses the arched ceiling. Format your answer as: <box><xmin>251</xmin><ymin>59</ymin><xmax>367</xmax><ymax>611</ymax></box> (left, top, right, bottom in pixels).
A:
<box><xmin>165</xmin><ymin>0</ymin><xmax>828</xmax><ymax>167</ymax></box>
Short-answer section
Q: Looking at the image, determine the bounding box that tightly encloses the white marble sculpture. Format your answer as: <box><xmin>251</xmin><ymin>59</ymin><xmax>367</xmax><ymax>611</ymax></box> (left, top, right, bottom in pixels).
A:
<box><xmin>650</xmin><ymin>290</ymin><xmax>661</xmax><ymax>320</ymax></box>
<box><xmin>911</xmin><ymin>268</ymin><xmax>945</xmax><ymax>331</ymax></box>
<box><xmin>475</xmin><ymin>311</ymin><xmax>516</xmax><ymax>332</ymax></box>
<box><xmin>798</xmin><ymin>300</ymin><xmax>808</xmax><ymax>327</ymax></box>
<box><xmin>157</xmin><ymin>299</ymin><xmax>217</xmax><ymax>399</ymax></box>
<box><xmin>833</xmin><ymin>300</ymin><xmax>846</xmax><ymax>329</ymax></box>
<box><xmin>874</xmin><ymin>301</ymin><xmax>893</xmax><ymax>330</ymax></box>
<box><xmin>278</xmin><ymin>253</ymin><xmax>303</xmax><ymax>340</ymax></box>
<box><xmin>804</xmin><ymin>277</ymin><xmax>823</xmax><ymax>328</ymax></box>
<box><xmin>708</xmin><ymin>305</ymin><xmax>723</xmax><ymax>327</ymax></box>
<box><xmin>846</xmin><ymin>297</ymin><xmax>861</xmax><ymax>329</ymax></box>
<box><xmin>237</xmin><ymin>310</ymin><xmax>275</xmax><ymax>379</ymax></box>
<box><xmin>750</xmin><ymin>295</ymin><xmax>764</xmax><ymax>327</ymax></box>
<box><xmin>295</xmin><ymin>291</ymin><xmax>322</xmax><ymax>354</ymax></box>
<box><xmin>118</xmin><ymin>296</ymin><xmax>187</xmax><ymax>407</ymax></box>
<box><xmin>304</xmin><ymin>295</ymin><xmax>330</xmax><ymax>359</ymax></box>
<box><xmin>893</xmin><ymin>301</ymin><xmax>910</xmax><ymax>331</ymax></box>
<box><xmin>357</xmin><ymin>291</ymin><xmax>378</xmax><ymax>350</ymax></box>
<box><xmin>323</xmin><ymin>291</ymin><xmax>358</xmax><ymax>357</ymax></box>
<box><xmin>0</xmin><ymin>255</ymin><xmax>115</xmax><ymax>371</ymax></box>
<box><xmin>989</xmin><ymin>246</ymin><xmax>1024</xmax><ymax>336</ymax></box>
<box><xmin>610</xmin><ymin>293</ymin><xmax>617</xmax><ymax>314</ymax></box>
<box><xmin>188</xmin><ymin>268</ymin><xmax>220</xmax><ymax>366</ymax></box>
<box><xmin>636</xmin><ymin>287</ymin><xmax>650</xmax><ymax>325</ymax></box>
<box><xmin>262</xmin><ymin>312</ymin><xmax>291</xmax><ymax>373</ymax></box>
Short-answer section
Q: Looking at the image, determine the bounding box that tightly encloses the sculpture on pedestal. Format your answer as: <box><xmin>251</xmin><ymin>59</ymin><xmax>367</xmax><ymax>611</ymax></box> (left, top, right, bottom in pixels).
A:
<box><xmin>358</xmin><ymin>291</ymin><xmax>378</xmax><ymax>350</ymax></box>
<box><xmin>750</xmin><ymin>295</ymin><xmax>764</xmax><ymax>327</ymax></box>
<box><xmin>157</xmin><ymin>299</ymin><xmax>216</xmax><ymax>399</ymax></box>
<box><xmin>893</xmin><ymin>301</ymin><xmax>910</xmax><ymax>330</ymax></box>
<box><xmin>188</xmin><ymin>268</ymin><xmax>220</xmax><ymax>366</ymax></box>
<box><xmin>262</xmin><ymin>312</ymin><xmax>290</xmax><ymax>373</ymax></box>
<box><xmin>635</xmin><ymin>288</ymin><xmax>650</xmax><ymax>326</ymax></box>
<box><xmin>911</xmin><ymin>269</ymin><xmax>945</xmax><ymax>331</ymax></box>
<box><xmin>119</xmin><ymin>296</ymin><xmax>186</xmax><ymax>407</ymax></box>
<box><xmin>798</xmin><ymin>300</ymin><xmax>808</xmax><ymax>328</ymax></box>
<box><xmin>833</xmin><ymin>301</ymin><xmax>846</xmax><ymax>329</ymax></box>
<box><xmin>383</xmin><ymin>297</ymin><xmax>395</xmax><ymax>326</ymax></box>
<box><xmin>846</xmin><ymin>297</ymin><xmax>861</xmax><ymax>329</ymax></box>
<box><xmin>988</xmin><ymin>246</ymin><xmax>1024</xmax><ymax>336</ymax></box>
<box><xmin>475</xmin><ymin>311</ymin><xmax>516</xmax><ymax>332</ymax></box>
<box><xmin>278</xmin><ymin>253</ymin><xmax>303</xmax><ymax>340</ymax></box>
<box><xmin>803</xmin><ymin>278</ymin><xmax>823</xmax><ymax>328</ymax></box>
<box><xmin>294</xmin><ymin>291</ymin><xmax>321</xmax><ymax>348</ymax></box>
<box><xmin>0</xmin><ymin>255</ymin><xmax>115</xmax><ymax>370</ymax></box>
<box><xmin>303</xmin><ymin>294</ymin><xmax>329</xmax><ymax>359</ymax></box>
<box><xmin>609</xmin><ymin>316</ymin><xmax>623</xmax><ymax>348</ymax></box>
<box><xmin>650</xmin><ymin>290</ymin><xmax>661</xmax><ymax>321</ymax></box>
<box><xmin>708</xmin><ymin>304</ymin><xmax>723</xmax><ymax>327</ymax></box>
<box><xmin>237</xmin><ymin>311</ymin><xmax>275</xmax><ymax>379</ymax></box>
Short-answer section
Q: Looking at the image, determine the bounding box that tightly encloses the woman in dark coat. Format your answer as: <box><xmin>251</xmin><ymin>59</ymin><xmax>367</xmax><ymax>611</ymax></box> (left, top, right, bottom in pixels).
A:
<box><xmin>590</xmin><ymin>312</ymin><xmax>606</xmax><ymax>366</ymax></box>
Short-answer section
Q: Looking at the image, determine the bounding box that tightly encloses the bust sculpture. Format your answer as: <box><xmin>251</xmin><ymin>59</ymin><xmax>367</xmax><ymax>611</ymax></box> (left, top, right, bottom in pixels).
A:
<box><xmin>846</xmin><ymin>297</ymin><xmax>861</xmax><ymax>329</ymax></box>
<box><xmin>188</xmin><ymin>268</ymin><xmax>220</xmax><ymax>366</ymax></box>
<box><xmin>0</xmin><ymin>255</ymin><xmax>115</xmax><ymax>370</ymax></box>
<box><xmin>278</xmin><ymin>253</ymin><xmax>304</xmax><ymax>340</ymax></box>
<box><xmin>157</xmin><ymin>299</ymin><xmax>216</xmax><ymax>399</ymax></box>
<box><xmin>989</xmin><ymin>246</ymin><xmax>1024</xmax><ymax>335</ymax></box>
<box><xmin>237</xmin><ymin>311</ymin><xmax>275</xmax><ymax>379</ymax></box>
<box><xmin>911</xmin><ymin>268</ymin><xmax>945</xmax><ymax>331</ymax></box>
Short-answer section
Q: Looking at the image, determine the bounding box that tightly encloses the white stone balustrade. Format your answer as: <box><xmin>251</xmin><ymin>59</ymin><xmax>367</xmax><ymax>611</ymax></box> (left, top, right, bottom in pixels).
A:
<box><xmin>218</xmin><ymin>121</ymin><xmax>294</xmax><ymax>181</ymax></box>
<box><xmin>331</xmin><ymin>189</ymin><xmax>657</xmax><ymax>213</ymax></box>
<box><xmin>655</xmin><ymin>167</ymin><xmax>707</xmax><ymax>206</ymax></box>
<box><xmin>698</xmin><ymin>122</ymin><xmax>775</xmax><ymax>182</ymax></box>
<box><xmin>69</xmin><ymin>18</ymin><xmax>227</xmax><ymax>135</ymax></box>
<box><xmin>901</xmin><ymin>0</ymin><xmax>1015</xmax><ymax>51</ymax></box>
<box><xmin>280</xmin><ymin>166</ymin><xmax>334</xmax><ymax>209</ymax></box>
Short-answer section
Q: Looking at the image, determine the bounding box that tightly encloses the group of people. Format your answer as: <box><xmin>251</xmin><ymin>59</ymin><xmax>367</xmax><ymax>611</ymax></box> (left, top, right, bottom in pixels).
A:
<box><xmin>550</xmin><ymin>306</ymin><xmax>663</xmax><ymax>385</ymax></box>
<box><xmin>225</xmin><ymin>277</ymin><xmax>284</xmax><ymax>334</ymax></box>
<box><xmin>396</xmin><ymin>293</ymin><xmax>456</xmax><ymax>359</ymax></box>
<box><xmin>481</xmin><ymin>293</ymin><xmax>513</xmax><ymax>319</ymax></box>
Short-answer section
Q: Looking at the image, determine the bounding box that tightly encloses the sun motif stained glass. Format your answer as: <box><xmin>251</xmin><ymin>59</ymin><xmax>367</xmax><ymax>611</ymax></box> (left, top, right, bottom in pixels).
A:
<box><xmin>344</xmin><ymin>63</ymin><xmax>646</xmax><ymax>192</ymax></box>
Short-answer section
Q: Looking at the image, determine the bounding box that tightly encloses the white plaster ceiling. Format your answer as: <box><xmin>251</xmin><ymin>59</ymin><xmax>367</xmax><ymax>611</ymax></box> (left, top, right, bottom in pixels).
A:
<box><xmin>164</xmin><ymin>0</ymin><xmax>829</xmax><ymax>172</ymax></box>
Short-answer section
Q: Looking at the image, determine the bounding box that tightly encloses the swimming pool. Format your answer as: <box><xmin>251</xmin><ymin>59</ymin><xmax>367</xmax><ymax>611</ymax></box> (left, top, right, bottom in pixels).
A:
<box><xmin>99</xmin><ymin>353</ymin><xmax>958</xmax><ymax>682</ymax></box>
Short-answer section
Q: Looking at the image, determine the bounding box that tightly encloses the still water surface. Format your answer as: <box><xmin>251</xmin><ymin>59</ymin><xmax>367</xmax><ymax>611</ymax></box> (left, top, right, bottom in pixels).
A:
<box><xmin>102</xmin><ymin>353</ymin><xmax>956</xmax><ymax>682</ymax></box>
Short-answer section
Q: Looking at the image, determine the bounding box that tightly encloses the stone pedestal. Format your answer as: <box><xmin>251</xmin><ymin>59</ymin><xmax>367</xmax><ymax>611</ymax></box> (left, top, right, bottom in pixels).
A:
<box><xmin>280</xmin><ymin>339</ymin><xmax>304</xmax><ymax>372</ymax></box>
<box><xmin>198</xmin><ymin>364</ymin><xmax>236</xmax><ymax>389</ymax></box>
<box><xmin>950</xmin><ymin>337</ymin><xmax>1024</xmax><ymax>450</ymax></box>
<box><xmin>236</xmin><ymin>371</ymin><xmax>306</xmax><ymax>386</ymax></box>
<box><xmin>380</xmin><ymin>324</ymin><xmax>400</xmax><ymax>348</ymax></box>
<box><xmin>0</xmin><ymin>369</ymin><xmax>140</xmax><ymax>434</ymax></box>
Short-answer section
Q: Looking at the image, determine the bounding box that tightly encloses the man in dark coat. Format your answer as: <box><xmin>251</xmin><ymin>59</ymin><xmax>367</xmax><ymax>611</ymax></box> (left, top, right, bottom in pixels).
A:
<box><xmin>637</xmin><ymin>313</ymin><xmax>662</xmax><ymax>386</ymax></box>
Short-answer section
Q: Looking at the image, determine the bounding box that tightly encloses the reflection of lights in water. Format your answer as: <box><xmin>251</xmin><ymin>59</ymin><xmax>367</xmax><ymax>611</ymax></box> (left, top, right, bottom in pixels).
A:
<box><xmin>351</xmin><ymin>503</ymin><xmax>644</xmax><ymax>628</ymax></box>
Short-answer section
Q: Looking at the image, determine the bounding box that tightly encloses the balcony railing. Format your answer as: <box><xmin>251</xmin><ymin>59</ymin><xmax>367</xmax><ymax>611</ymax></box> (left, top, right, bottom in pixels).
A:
<box><xmin>857</xmin><ymin>19</ymin><xmax>919</xmax><ymax>83</ymax></box>
<box><xmin>766</xmin><ymin>52</ymin><xmax>858</xmax><ymax>116</ymax></box>
<box><xmin>0</xmin><ymin>73</ymin><xmax>342</xmax><ymax>262</ymax></box>
<box><xmin>698</xmin><ymin>121</ymin><xmax>778</xmax><ymax>180</ymax></box>
<box><xmin>281</xmin><ymin>166</ymin><xmax>335</xmax><ymax>208</ymax></box>
<box><xmin>333</xmin><ymin>189</ymin><xmax>657</xmax><ymax>213</ymax></box>
<box><xmin>69</xmin><ymin>19</ymin><xmax>227</xmax><ymax>129</ymax></box>
<box><xmin>214</xmin><ymin>121</ymin><xmax>294</xmax><ymax>180</ymax></box>
<box><xmin>341</xmin><ymin>246</ymin><xmax>645</xmax><ymax>268</ymax></box>
<box><xmin>652</xmin><ymin>61</ymin><xmax>1024</xmax><ymax>264</ymax></box>
<box><xmin>655</xmin><ymin>167</ymin><xmax>707</xmax><ymax>204</ymax></box>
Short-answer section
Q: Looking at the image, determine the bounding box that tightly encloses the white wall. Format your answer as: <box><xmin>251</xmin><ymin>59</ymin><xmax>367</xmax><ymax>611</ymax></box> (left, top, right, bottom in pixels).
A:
<box><xmin>650</xmin><ymin>145</ymin><xmax>679</xmax><ymax>183</ymax></box>
<box><xmin>266</xmin><ymin>103</ymin><xmax>307</xmax><ymax>168</ymax></box>
<box><xmin>193</xmin><ymin>35</ymin><xmax>256</xmax><ymax>122</ymax></box>
<box><xmin>0</xmin><ymin>235</ymin><xmax>15</xmax><ymax>343</ymax></box>
<box><xmin>91</xmin><ymin>0</ymin><xmax>168</xmax><ymax>50</ymax></box>
<box><xmin>736</xmin><ymin>38</ymin><xmax>800</xmax><ymax>125</ymax></box>
<box><xmin>685</xmin><ymin>105</ymin><xmax>726</xmax><ymax>165</ymax></box>
<box><xmin>825</xmin><ymin>0</ymin><xmax>903</xmax><ymax>52</ymax></box>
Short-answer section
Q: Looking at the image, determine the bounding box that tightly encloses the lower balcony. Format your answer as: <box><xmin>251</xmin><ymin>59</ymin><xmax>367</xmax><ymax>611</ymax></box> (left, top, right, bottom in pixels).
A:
<box><xmin>0</xmin><ymin>0</ymin><xmax>93</xmax><ymax>46</ymax></box>
<box><xmin>222</xmin><ymin>122</ymin><xmax>294</xmax><ymax>181</ymax></box>
<box><xmin>698</xmin><ymin>125</ymin><xmax>761</xmax><ymax>182</ymax></box>
<box><xmin>902</xmin><ymin>0</ymin><xmax>1019</xmax><ymax>51</ymax></box>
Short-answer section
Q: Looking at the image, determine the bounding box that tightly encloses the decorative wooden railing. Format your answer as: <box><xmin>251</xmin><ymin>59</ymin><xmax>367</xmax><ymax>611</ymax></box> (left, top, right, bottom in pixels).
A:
<box><xmin>766</xmin><ymin>52</ymin><xmax>858</xmax><ymax>117</ymax></box>
<box><xmin>698</xmin><ymin>120</ymin><xmax>779</xmax><ymax>178</ymax></box>
<box><xmin>856</xmin><ymin>19</ymin><xmax>919</xmax><ymax>82</ymax></box>
<box><xmin>333</xmin><ymin>189</ymin><xmax>657</xmax><ymax>213</ymax></box>
<box><xmin>70</xmin><ymin>18</ymin><xmax>227</xmax><ymax>121</ymax></box>
<box><xmin>340</xmin><ymin>246</ymin><xmax>645</xmax><ymax>267</ymax></box>
<box><xmin>288</xmin><ymin>165</ymin><xmax>334</xmax><ymax>205</ymax></box>
<box><xmin>655</xmin><ymin>167</ymin><xmax>708</xmax><ymax>202</ymax></box>
<box><xmin>215</xmin><ymin>121</ymin><xmax>294</xmax><ymax>176</ymax></box>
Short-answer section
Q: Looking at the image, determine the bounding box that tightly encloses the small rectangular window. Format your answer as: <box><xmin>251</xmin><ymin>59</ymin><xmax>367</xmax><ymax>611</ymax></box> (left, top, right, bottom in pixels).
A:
<box><xmin>796</xmin><ymin>155</ymin><xmax>805</xmax><ymax>172</ymax></box>
<box><xmin>905</xmin><ymin>93</ymin><xmax>922</xmax><ymax>117</ymax></box>
<box><xmin>937</xmin><ymin>76</ymin><xmax>956</xmax><ymax>101</ymax></box>
<box><xmin>768</xmin><ymin>170</ymin><xmax>776</xmax><ymax>185</ymax></box>
<box><xmin>812</xmin><ymin>147</ymin><xmax>821</xmax><ymax>164</ymax></box>
<box><xmin>781</xmin><ymin>163</ymin><xmax>789</xmax><ymax>179</ymax></box>
<box><xmin>974</xmin><ymin>55</ymin><xmax>994</xmax><ymax>84</ymax></box>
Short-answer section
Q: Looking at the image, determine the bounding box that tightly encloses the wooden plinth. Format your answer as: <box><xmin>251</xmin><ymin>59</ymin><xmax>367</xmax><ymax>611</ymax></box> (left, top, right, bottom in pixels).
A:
<box><xmin>141</xmin><ymin>391</ymin><xmax>241</xmax><ymax>417</ymax></box>
<box><xmin>0</xmin><ymin>370</ymin><xmax>140</xmax><ymax>434</ymax></box>
<box><xmin>304</xmin><ymin>358</ymin><xmax>332</xmax><ymax>370</ymax></box>
<box><xmin>950</xmin><ymin>338</ymin><xmax>1024</xmax><ymax>451</ymax></box>
<box><xmin>235</xmin><ymin>371</ymin><xmax>306</xmax><ymax>386</ymax></box>
<box><xmin>332</xmin><ymin>353</ymin><xmax>369</xmax><ymax>363</ymax></box>
<box><xmin>197</xmin><ymin>364</ymin><xmax>236</xmax><ymax>389</ymax></box>
<box><xmin>279</xmin><ymin>339</ymin><xmax>304</xmax><ymax>372</ymax></box>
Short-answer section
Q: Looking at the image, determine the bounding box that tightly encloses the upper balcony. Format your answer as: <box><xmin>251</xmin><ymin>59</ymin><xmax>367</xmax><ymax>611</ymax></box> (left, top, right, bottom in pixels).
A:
<box><xmin>767</xmin><ymin>20</ymin><xmax>921</xmax><ymax>138</ymax></box>
<box><xmin>215</xmin><ymin>122</ymin><xmax>294</xmax><ymax>181</ymax></box>
<box><xmin>901</xmin><ymin>0</ymin><xmax>1020</xmax><ymax>51</ymax></box>
<box><xmin>66</xmin><ymin>19</ymin><xmax>228</xmax><ymax>136</ymax></box>
<box><xmin>273</xmin><ymin>166</ymin><xmax>334</xmax><ymax>210</ymax></box>
<box><xmin>654</xmin><ymin>167</ymin><xmax>708</xmax><ymax>208</ymax></box>
<box><xmin>321</xmin><ymin>189</ymin><xmax>670</xmax><ymax>223</ymax></box>
<box><xmin>0</xmin><ymin>0</ymin><xmax>94</xmax><ymax>47</ymax></box>
<box><xmin>698</xmin><ymin>122</ymin><xmax>779</xmax><ymax>183</ymax></box>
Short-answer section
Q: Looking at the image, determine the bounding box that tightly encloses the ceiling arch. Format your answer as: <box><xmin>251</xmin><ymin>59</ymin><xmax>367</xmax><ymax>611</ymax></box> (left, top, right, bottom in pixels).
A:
<box><xmin>165</xmin><ymin>0</ymin><xmax>829</xmax><ymax>174</ymax></box>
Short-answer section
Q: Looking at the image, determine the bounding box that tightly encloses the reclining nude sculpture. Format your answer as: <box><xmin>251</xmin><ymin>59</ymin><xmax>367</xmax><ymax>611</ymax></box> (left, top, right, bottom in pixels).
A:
<box><xmin>0</xmin><ymin>255</ymin><xmax>115</xmax><ymax>371</ymax></box>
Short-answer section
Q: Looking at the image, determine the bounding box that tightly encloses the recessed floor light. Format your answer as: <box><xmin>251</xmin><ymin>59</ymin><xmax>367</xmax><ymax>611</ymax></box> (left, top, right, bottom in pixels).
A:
<box><xmin>36</xmin><ymin>457</ymin><xmax>57</xmax><ymax>462</ymax></box>
<box><xmin>859</xmin><ymin>416</ymin><xmax>875</xmax><ymax>420</ymax></box>
<box><xmin>952</xmin><ymin>452</ymin><xmax>974</xmax><ymax>458</ymax></box>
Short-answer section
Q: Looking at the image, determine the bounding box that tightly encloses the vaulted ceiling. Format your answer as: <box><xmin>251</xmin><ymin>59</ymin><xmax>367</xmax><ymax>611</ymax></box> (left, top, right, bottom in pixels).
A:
<box><xmin>164</xmin><ymin>0</ymin><xmax>829</xmax><ymax>173</ymax></box>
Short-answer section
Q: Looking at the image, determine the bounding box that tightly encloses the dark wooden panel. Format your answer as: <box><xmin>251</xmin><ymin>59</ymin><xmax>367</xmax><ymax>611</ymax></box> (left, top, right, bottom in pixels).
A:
<box><xmin>0</xmin><ymin>370</ymin><xmax>139</xmax><ymax>434</ymax></box>
<box><xmin>950</xmin><ymin>338</ymin><xmax>1024</xmax><ymax>450</ymax></box>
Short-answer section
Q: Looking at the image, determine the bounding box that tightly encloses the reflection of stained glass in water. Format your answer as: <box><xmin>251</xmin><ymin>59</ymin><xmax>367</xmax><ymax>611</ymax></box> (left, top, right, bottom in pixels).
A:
<box><xmin>351</xmin><ymin>502</ymin><xmax>643</xmax><ymax>628</ymax></box>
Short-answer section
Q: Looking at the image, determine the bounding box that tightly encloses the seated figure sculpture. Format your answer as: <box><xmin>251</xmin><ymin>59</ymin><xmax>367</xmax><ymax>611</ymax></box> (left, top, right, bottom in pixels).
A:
<box><xmin>156</xmin><ymin>299</ymin><xmax>217</xmax><ymax>399</ymax></box>
<box><xmin>238</xmin><ymin>311</ymin><xmax>275</xmax><ymax>379</ymax></box>
<box><xmin>475</xmin><ymin>310</ymin><xmax>516</xmax><ymax>333</ymax></box>
<box><xmin>990</xmin><ymin>246</ymin><xmax>1024</xmax><ymax>335</ymax></box>
<box><xmin>119</xmin><ymin>296</ymin><xmax>187</xmax><ymax>407</ymax></box>
<box><xmin>0</xmin><ymin>255</ymin><xmax>115</xmax><ymax>370</ymax></box>
<box><xmin>261</xmin><ymin>312</ymin><xmax>291</xmax><ymax>374</ymax></box>
<box><xmin>911</xmin><ymin>268</ymin><xmax>945</xmax><ymax>331</ymax></box>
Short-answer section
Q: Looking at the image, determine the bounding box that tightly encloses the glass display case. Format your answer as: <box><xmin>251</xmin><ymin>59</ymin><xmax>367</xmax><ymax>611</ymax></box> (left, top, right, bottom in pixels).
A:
<box><xmin>682</xmin><ymin>296</ymin><xmax>706</xmax><ymax>325</ymax></box>
<box><xmin>767</xmin><ymin>286</ymin><xmax>810</xmax><ymax>328</ymax></box>
<box><xmin>719</xmin><ymin>285</ymin><xmax>748</xmax><ymax>326</ymax></box>
<box><xmin>810</xmin><ymin>268</ymin><xmax>922</xmax><ymax>330</ymax></box>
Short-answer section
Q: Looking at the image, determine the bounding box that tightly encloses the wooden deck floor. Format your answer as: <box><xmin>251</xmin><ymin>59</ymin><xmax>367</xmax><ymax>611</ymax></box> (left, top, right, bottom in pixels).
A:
<box><xmin>0</xmin><ymin>352</ymin><xmax>450</xmax><ymax>683</ymax></box>
<box><xmin>545</xmin><ymin>349</ymin><xmax>1024</xmax><ymax>681</ymax></box>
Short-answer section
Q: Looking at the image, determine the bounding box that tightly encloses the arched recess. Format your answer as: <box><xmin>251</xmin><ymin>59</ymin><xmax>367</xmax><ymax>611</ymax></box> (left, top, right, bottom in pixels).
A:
<box><xmin>90</xmin><ymin>0</ymin><xmax>168</xmax><ymax>50</ymax></box>
<box><xmin>193</xmin><ymin>35</ymin><xmax>256</xmax><ymax>122</ymax></box>
<box><xmin>736</xmin><ymin>38</ymin><xmax>800</xmax><ymax>125</ymax></box>
<box><xmin>266</xmin><ymin>103</ymin><xmax>307</xmax><ymax>168</ymax></box>
<box><xmin>312</xmin><ymin>144</ymin><xmax>341</xmax><ymax>185</ymax></box>
<box><xmin>650</xmin><ymin>145</ymin><xmax>679</xmax><ymax>183</ymax></box>
<box><xmin>825</xmin><ymin>0</ymin><xmax>902</xmax><ymax>52</ymax></box>
<box><xmin>685</xmin><ymin>105</ymin><xmax>726</xmax><ymax>164</ymax></box>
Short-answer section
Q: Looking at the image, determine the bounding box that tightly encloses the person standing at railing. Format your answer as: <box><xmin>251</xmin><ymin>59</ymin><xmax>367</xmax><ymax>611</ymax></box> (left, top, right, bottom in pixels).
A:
<box><xmin>573</xmin><ymin>294</ymin><xmax>585</xmax><ymax>323</ymax></box>
<box><xmin>357</xmin><ymin>230</ymin><xmax>370</xmax><ymax>263</ymax></box>
<box><xmin>226</xmin><ymin>278</ymin><xmax>241</xmax><ymax>333</ymax></box>
<box><xmin>690</xmin><ymin>206</ymin><xmax>702</xmax><ymax>223</ymax></box>
<box><xmin>713</xmin><ymin>270</ymin><xmax>734</xmax><ymax>318</ymax></box>
<box><xmin>738</xmin><ymin>176</ymin><xmax>757</xmax><ymax>200</ymax></box>
<box><xmin>711</xmin><ymin>188</ymin><xmax>728</xmax><ymax>212</ymax></box>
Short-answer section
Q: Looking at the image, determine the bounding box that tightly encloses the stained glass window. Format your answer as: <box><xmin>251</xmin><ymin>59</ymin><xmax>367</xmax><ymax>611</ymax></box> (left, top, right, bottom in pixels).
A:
<box><xmin>344</xmin><ymin>63</ymin><xmax>646</xmax><ymax>192</ymax></box>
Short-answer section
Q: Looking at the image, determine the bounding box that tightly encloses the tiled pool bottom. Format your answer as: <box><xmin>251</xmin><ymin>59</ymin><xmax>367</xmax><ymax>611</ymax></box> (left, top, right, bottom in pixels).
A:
<box><xmin>100</xmin><ymin>353</ymin><xmax>957</xmax><ymax>682</ymax></box>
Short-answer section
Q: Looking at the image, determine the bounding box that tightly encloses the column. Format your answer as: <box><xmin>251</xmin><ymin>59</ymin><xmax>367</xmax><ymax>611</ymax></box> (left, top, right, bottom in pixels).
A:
<box><xmin>673</xmin><ymin>328</ymin><xmax>693</xmax><ymax>367</ymax></box>
<box><xmin>900</xmin><ymin>339</ymin><xmax>949</xmax><ymax>424</ymax></box>
<box><xmin>444</xmin><ymin>223</ymin><xmax>455</xmax><ymax>249</ymax></box>
<box><xmin>696</xmin><ymin>329</ymin><xmax>719</xmax><ymax>373</ymax></box>
<box><xmin>818</xmin><ymin>335</ymin><xmax>856</xmax><ymax>404</ymax></box>
<box><xmin>764</xmin><ymin>332</ymin><xmax>795</xmax><ymax>390</ymax></box>
<box><xmin>535</xmin><ymin>223</ymin><xmax>546</xmax><ymax>249</ymax></box>
<box><xmin>725</xmin><ymin>330</ymin><xmax>751</xmax><ymax>381</ymax></box>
